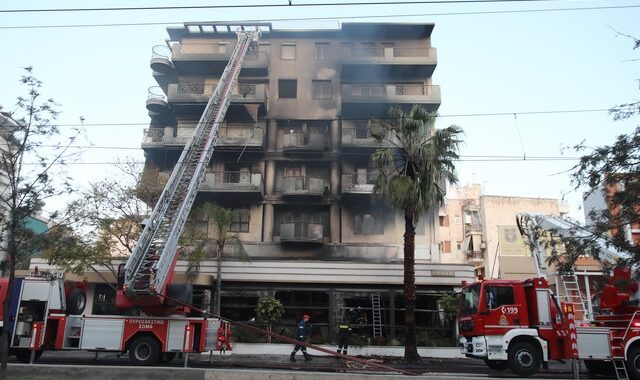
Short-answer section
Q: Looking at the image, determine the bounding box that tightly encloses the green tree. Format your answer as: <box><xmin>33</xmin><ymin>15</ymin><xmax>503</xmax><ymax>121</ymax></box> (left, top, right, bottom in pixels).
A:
<box><xmin>549</xmin><ymin>35</ymin><xmax>639</xmax><ymax>271</ymax></box>
<box><xmin>0</xmin><ymin>68</ymin><xmax>81</xmax><ymax>376</ymax></box>
<box><xmin>370</xmin><ymin>105</ymin><xmax>463</xmax><ymax>362</ymax></box>
<box><xmin>189</xmin><ymin>202</ymin><xmax>250</xmax><ymax>315</ymax></box>
<box><xmin>45</xmin><ymin>161</ymin><xmax>165</xmax><ymax>282</ymax></box>
<box><xmin>255</xmin><ymin>295</ymin><xmax>285</xmax><ymax>343</ymax></box>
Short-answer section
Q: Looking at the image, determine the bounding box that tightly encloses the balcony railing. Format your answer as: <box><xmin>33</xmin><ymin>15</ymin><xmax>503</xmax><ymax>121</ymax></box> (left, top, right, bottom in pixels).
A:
<box><xmin>282</xmin><ymin>132</ymin><xmax>327</xmax><ymax>151</ymax></box>
<box><xmin>217</xmin><ymin>125</ymin><xmax>264</xmax><ymax>147</ymax></box>
<box><xmin>150</xmin><ymin>45</ymin><xmax>174</xmax><ymax>73</ymax></box>
<box><xmin>280</xmin><ymin>222</ymin><xmax>324</xmax><ymax>243</ymax></box>
<box><xmin>281</xmin><ymin>176</ymin><xmax>325</xmax><ymax>196</ymax></box>
<box><xmin>201</xmin><ymin>171</ymin><xmax>263</xmax><ymax>192</ymax></box>
<box><xmin>341</xmin><ymin>47</ymin><xmax>437</xmax><ymax>64</ymax></box>
<box><xmin>142</xmin><ymin>129</ymin><xmax>164</xmax><ymax>145</ymax></box>
<box><xmin>341</xmin><ymin>173</ymin><xmax>378</xmax><ymax>194</ymax></box>
<box><xmin>167</xmin><ymin>83</ymin><xmax>268</xmax><ymax>104</ymax></box>
<box><xmin>141</xmin><ymin>128</ymin><xmax>192</xmax><ymax>146</ymax></box>
<box><xmin>171</xmin><ymin>43</ymin><xmax>270</xmax><ymax>66</ymax></box>
<box><xmin>467</xmin><ymin>252</ymin><xmax>485</xmax><ymax>262</ymax></box>
<box><xmin>341</xmin><ymin>84</ymin><xmax>441</xmax><ymax>104</ymax></box>
<box><xmin>341</xmin><ymin>126</ymin><xmax>397</xmax><ymax>147</ymax></box>
<box><xmin>146</xmin><ymin>86</ymin><xmax>169</xmax><ymax>113</ymax></box>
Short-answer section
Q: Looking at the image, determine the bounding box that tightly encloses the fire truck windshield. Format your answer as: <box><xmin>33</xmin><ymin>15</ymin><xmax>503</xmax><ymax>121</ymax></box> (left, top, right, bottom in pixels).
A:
<box><xmin>460</xmin><ymin>284</ymin><xmax>480</xmax><ymax>315</ymax></box>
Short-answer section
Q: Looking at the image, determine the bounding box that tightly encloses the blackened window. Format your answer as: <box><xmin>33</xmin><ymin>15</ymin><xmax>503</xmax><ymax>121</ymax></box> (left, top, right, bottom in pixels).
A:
<box><xmin>229</xmin><ymin>209</ymin><xmax>250</xmax><ymax>233</ymax></box>
<box><xmin>279</xmin><ymin>79</ymin><xmax>297</xmax><ymax>98</ymax></box>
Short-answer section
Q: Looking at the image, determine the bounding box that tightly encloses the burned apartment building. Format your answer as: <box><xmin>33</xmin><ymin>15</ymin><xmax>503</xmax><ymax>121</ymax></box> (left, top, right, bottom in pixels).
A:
<box><xmin>140</xmin><ymin>22</ymin><xmax>474</xmax><ymax>344</ymax></box>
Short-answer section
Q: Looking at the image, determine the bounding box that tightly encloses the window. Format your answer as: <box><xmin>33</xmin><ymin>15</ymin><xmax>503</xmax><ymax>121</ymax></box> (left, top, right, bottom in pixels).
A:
<box><xmin>440</xmin><ymin>240</ymin><xmax>451</xmax><ymax>253</ymax></box>
<box><xmin>314</xmin><ymin>42</ymin><xmax>330</xmax><ymax>60</ymax></box>
<box><xmin>281</xmin><ymin>43</ymin><xmax>296</xmax><ymax>60</ymax></box>
<box><xmin>354</xmin><ymin>213</ymin><xmax>384</xmax><ymax>235</ymax></box>
<box><xmin>312</xmin><ymin>80</ymin><xmax>332</xmax><ymax>99</ymax></box>
<box><xmin>279</xmin><ymin>79</ymin><xmax>297</xmax><ymax>98</ymax></box>
<box><xmin>454</xmin><ymin>215</ymin><xmax>462</xmax><ymax>225</ymax></box>
<box><xmin>485</xmin><ymin>286</ymin><xmax>515</xmax><ymax>309</ymax></box>
<box><xmin>439</xmin><ymin>215</ymin><xmax>449</xmax><ymax>227</ymax></box>
<box><xmin>229</xmin><ymin>209</ymin><xmax>250</xmax><ymax>233</ymax></box>
<box><xmin>354</xmin><ymin>121</ymin><xmax>370</xmax><ymax>139</ymax></box>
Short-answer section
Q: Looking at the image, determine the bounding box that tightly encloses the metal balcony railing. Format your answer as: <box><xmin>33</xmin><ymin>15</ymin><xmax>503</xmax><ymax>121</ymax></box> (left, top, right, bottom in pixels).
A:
<box><xmin>142</xmin><ymin>128</ymin><xmax>164</xmax><ymax>144</ymax></box>
<box><xmin>146</xmin><ymin>86</ymin><xmax>169</xmax><ymax>112</ymax></box>
<box><xmin>168</xmin><ymin>83</ymin><xmax>267</xmax><ymax>103</ymax></box>
<box><xmin>341</xmin><ymin>84</ymin><xmax>441</xmax><ymax>104</ymax></box>
<box><xmin>150</xmin><ymin>45</ymin><xmax>174</xmax><ymax>73</ymax></box>
<box><xmin>341</xmin><ymin>173</ymin><xmax>378</xmax><ymax>193</ymax></box>
<box><xmin>341</xmin><ymin>126</ymin><xmax>396</xmax><ymax>147</ymax></box>
<box><xmin>151</xmin><ymin>45</ymin><xmax>172</xmax><ymax>61</ymax></box>
<box><xmin>282</xmin><ymin>176</ymin><xmax>325</xmax><ymax>196</ymax></box>
<box><xmin>217</xmin><ymin>126</ymin><xmax>264</xmax><ymax>146</ymax></box>
<box><xmin>280</xmin><ymin>222</ymin><xmax>324</xmax><ymax>242</ymax></box>
<box><xmin>282</xmin><ymin>131</ymin><xmax>327</xmax><ymax>151</ymax></box>
<box><xmin>201</xmin><ymin>171</ymin><xmax>263</xmax><ymax>192</ymax></box>
<box><xmin>341</xmin><ymin>47</ymin><xmax>436</xmax><ymax>60</ymax></box>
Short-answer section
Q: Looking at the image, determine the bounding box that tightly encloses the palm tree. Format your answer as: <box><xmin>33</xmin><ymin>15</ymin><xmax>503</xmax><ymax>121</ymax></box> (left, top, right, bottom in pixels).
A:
<box><xmin>187</xmin><ymin>202</ymin><xmax>250</xmax><ymax>315</ymax></box>
<box><xmin>370</xmin><ymin>105</ymin><xmax>463</xmax><ymax>363</ymax></box>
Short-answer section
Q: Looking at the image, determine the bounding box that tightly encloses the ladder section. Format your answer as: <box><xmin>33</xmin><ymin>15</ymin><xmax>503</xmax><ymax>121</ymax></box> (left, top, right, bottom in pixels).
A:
<box><xmin>371</xmin><ymin>293</ymin><xmax>383</xmax><ymax>338</ymax></box>
<box><xmin>559</xmin><ymin>273</ymin><xmax>590</xmax><ymax>321</ymax></box>
<box><xmin>613</xmin><ymin>359</ymin><xmax>629</xmax><ymax>380</ymax></box>
<box><xmin>124</xmin><ymin>30</ymin><xmax>259</xmax><ymax>297</ymax></box>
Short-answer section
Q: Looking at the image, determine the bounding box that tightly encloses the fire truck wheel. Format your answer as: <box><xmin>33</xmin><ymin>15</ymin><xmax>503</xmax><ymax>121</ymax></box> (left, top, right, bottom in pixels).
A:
<box><xmin>508</xmin><ymin>342</ymin><xmax>541</xmax><ymax>377</ymax></box>
<box><xmin>626</xmin><ymin>347</ymin><xmax>640</xmax><ymax>379</ymax></box>
<box><xmin>66</xmin><ymin>288</ymin><xmax>87</xmax><ymax>315</ymax></box>
<box><xmin>484</xmin><ymin>359</ymin><xmax>509</xmax><ymax>371</ymax></box>
<box><xmin>14</xmin><ymin>349</ymin><xmax>43</xmax><ymax>363</ymax></box>
<box><xmin>129</xmin><ymin>336</ymin><xmax>161</xmax><ymax>365</ymax></box>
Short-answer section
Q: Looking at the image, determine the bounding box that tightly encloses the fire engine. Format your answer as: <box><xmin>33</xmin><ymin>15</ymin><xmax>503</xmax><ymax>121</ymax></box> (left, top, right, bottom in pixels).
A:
<box><xmin>0</xmin><ymin>27</ymin><xmax>258</xmax><ymax>365</ymax></box>
<box><xmin>459</xmin><ymin>213</ymin><xmax>640</xmax><ymax>379</ymax></box>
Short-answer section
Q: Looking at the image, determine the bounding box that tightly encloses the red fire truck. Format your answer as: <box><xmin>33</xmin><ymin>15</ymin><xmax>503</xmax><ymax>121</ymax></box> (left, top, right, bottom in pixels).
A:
<box><xmin>0</xmin><ymin>27</ymin><xmax>257</xmax><ymax>365</ymax></box>
<box><xmin>459</xmin><ymin>214</ymin><xmax>640</xmax><ymax>379</ymax></box>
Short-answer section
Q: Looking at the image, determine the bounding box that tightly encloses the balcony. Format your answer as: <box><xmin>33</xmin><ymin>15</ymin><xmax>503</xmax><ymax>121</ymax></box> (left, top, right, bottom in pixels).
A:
<box><xmin>282</xmin><ymin>132</ymin><xmax>327</xmax><ymax>153</ymax></box>
<box><xmin>146</xmin><ymin>86</ymin><xmax>170</xmax><ymax>114</ymax></box>
<box><xmin>281</xmin><ymin>176</ymin><xmax>325</xmax><ymax>198</ymax></box>
<box><xmin>280</xmin><ymin>222</ymin><xmax>324</xmax><ymax>244</ymax></box>
<box><xmin>341</xmin><ymin>47</ymin><xmax>437</xmax><ymax>80</ymax></box>
<box><xmin>217</xmin><ymin>125</ymin><xmax>264</xmax><ymax>150</ymax></box>
<box><xmin>167</xmin><ymin>82</ymin><xmax>268</xmax><ymax>115</ymax></box>
<box><xmin>341</xmin><ymin>84</ymin><xmax>440</xmax><ymax>116</ymax></box>
<box><xmin>150</xmin><ymin>45</ymin><xmax>174</xmax><ymax>74</ymax></box>
<box><xmin>171</xmin><ymin>43</ymin><xmax>269</xmax><ymax>76</ymax></box>
<box><xmin>341</xmin><ymin>125</ymin><xmax>398</xmax><ymax>150</ymax></box>
<box><xmin>341</xmin><ymin>173</ymin><xmax>377</xmax><ymax>196</ymax></box>
<box><xmin>200</xmin><ymin>171</ymin><xmax>263</xmax><ymax>200</ymax></box>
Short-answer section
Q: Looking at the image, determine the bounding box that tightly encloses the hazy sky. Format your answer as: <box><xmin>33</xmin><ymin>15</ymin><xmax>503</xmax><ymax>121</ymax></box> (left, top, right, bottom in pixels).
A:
<box><xmin>0</xmin><ymin>0</ymin><xmax>638</xmax><ymax>221</ymax></box>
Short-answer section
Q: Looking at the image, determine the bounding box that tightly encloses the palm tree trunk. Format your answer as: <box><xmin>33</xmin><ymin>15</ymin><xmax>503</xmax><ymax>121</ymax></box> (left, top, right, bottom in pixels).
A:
<box><xmin>214</xmin><ymin>246</ymin><xmax>222</xmax><ymax>316</ymax></box>
<box><xmin>403</xmin><ymin>211</ymin><xmax>418</xmax><ymax>363</ymax></box>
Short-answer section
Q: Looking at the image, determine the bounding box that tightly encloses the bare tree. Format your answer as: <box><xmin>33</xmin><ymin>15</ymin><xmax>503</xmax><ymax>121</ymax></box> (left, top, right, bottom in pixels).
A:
<box><xmin>0</xmin><ymin>67</ymin><xmax>82</xmax><ymax>376</ymax></box>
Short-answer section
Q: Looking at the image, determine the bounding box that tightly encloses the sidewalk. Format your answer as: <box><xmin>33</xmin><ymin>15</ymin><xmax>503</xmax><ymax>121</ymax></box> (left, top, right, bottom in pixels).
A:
<box><xmin>228</xmin><ymin>343</ymin><xmax>465</xmax><ymax>358</ymax></box>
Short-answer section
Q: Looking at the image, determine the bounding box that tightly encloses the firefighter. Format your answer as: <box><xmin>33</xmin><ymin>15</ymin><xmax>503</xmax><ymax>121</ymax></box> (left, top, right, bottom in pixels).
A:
<box><xmin>290</xmin><ymin>314</ymin><xmax>312</xmax><ymax>362</ymax></box>
<box><xmin>336</xmin><ymin>311</ymin><xmax>353</xmax><ymax>355</ymax></box>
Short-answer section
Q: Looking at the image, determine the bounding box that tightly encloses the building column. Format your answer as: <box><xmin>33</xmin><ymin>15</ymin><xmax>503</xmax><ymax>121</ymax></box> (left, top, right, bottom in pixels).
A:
<box><xmin>330</xmin><ymin>204</ymin><xmax>340</xmax><ymax>243</ymax></box>
<box><xmin>263</xmin><ymin>203</ymin><xmax>274</xmax><ymax>242</ymax></box>
<box><xmin>265</xmin><ymin>160</ymin><xmax>275</xmax><ymax>195</ymax></box>
<box><xmin>330</xmin><ymin>161</ymin><xmax>340</xmax><ymax>197</ymax></box>
<box><xmin>267</xmin><ymin>119</ymin><xmax>277</xmax><ymax>152</ymax></box>
<box><xmin>389</xmin><ymin>292</ymin><xmax>395</xmax><ymax>340</ymax></box>
<box><xmin>331</xmin><ymin>119</ymin><xmax>340</xmax><ymax>153</ymax></box>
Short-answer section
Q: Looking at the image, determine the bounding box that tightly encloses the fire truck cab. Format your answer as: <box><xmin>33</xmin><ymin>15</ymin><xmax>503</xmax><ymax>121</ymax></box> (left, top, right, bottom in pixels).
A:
<box><xmin>458</xmin><ymin>276</ymin><xmax>577</xmax><ymax>377</ymax></box>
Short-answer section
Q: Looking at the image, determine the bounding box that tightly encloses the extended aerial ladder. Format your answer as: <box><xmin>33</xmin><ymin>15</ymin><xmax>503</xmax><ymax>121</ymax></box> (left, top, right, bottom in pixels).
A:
<box><xmin>516</xmin><ymin>213</ymin><xmax>632</xmax><ymax>321</ymax></box>
<box><xmin>117</xmin><ymin>29</ymin><xmax>260</xmax><ymax>309</ymax></box>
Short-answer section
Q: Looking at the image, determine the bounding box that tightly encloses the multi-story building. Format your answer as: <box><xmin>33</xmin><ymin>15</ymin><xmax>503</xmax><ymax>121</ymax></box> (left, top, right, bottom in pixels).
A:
<box><xmin>138</xmin><ymin>22</ymin><xmax>473</xmax><ymax>343</ymax></box>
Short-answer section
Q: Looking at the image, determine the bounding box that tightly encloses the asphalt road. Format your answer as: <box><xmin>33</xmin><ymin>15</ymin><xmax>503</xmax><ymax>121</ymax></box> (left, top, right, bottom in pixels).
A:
<box><xmin>7</xmin><ymin>350</ymin><xmax>606</xmax><ymax>379</ymax></box>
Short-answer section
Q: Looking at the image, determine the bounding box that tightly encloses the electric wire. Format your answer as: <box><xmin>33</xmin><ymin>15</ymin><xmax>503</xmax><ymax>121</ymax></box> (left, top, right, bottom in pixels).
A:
<box><xmin>1</xmin><ymin>4</ymin><xmax>638</xmax><ymax>30</ymax></box>
<box><xmin>0</xmin><ymin>0</ymin><xmax>608</xmax><ymax>14</ymax></box>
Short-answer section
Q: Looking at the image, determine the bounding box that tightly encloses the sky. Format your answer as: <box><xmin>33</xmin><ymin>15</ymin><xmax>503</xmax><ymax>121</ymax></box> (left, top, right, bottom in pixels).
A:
<box><xmin>0</xmin><ymin>0</ymin><xmax>638</xmax><ymax>222</ymax></box>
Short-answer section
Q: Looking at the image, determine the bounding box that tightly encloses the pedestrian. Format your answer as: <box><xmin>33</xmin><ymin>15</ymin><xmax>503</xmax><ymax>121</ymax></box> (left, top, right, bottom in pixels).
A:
<box><xmin>290</xmin><ymin>314</ymin><xmax>312</xmax><ymax>362</ymax></box>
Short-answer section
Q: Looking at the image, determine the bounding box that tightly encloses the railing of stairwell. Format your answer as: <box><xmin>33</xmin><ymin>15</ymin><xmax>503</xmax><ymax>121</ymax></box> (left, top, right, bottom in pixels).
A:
<box><xmin>622</xmin><ymin>310</ymin><xmax>640</xmax><ymax>341</ymax></box>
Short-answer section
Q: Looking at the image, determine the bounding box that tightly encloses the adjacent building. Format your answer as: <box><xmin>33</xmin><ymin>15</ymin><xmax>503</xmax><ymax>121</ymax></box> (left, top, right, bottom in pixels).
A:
<box><xmin>132</xmin><ymin>22</ymin><xmax>474</xmax><ymax>343</ymax></box>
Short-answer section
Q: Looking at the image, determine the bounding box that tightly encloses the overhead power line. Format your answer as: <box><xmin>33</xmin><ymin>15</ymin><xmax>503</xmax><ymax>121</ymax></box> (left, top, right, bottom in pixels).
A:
<box><xmin>1</xmin><ymin>4</ymin><xmax>638</xmax><ymax>30</ymax></box>
<box><xmin>0</xmin><ymin>0</ymin><xmax>597</xmax><ymax>14</ymax></box>
<box><xmin>44</xmin><ymin>107</ymin><xmax>611</xmax><ymax>127</ymax></box>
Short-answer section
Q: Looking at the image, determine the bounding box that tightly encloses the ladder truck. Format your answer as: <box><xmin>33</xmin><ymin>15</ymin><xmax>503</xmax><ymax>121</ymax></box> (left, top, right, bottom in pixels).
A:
<box><xmin>459</xmin><ymin>213</ymin><xmax>640</xmax><ymax>379</ymax></box>
<box><xmin>0</xmin><ymin>28</ymin><xmax>259</xmax><ymax>365</ymax></box>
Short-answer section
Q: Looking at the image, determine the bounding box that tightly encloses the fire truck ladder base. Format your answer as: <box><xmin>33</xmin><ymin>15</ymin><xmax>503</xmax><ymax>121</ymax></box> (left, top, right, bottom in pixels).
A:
<box><xmin>613</xmin><ymin>358</ymin><xmax>629</xmax><ymax>380</ymax></box>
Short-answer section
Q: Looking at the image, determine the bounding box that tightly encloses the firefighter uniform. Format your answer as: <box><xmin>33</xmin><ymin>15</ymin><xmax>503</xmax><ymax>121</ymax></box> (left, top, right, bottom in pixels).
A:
<box><xmin>290</xmin><ymin>314</ymin><xmax>312</xmax><ymax>361</ymax></box>
<box><xmin>337</xmin><ymin>323</ymin><xmax>352</xmax><ymax>355</ymax></box>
